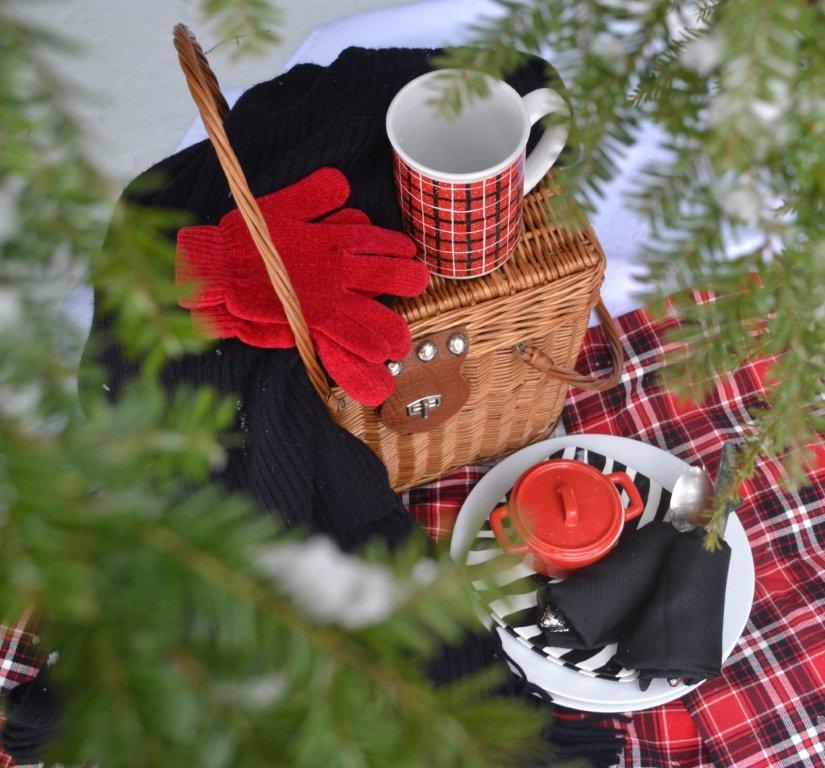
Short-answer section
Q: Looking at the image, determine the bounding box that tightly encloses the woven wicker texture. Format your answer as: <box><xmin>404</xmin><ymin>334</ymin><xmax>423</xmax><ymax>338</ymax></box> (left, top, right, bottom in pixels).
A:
<box><xmin>332</xmin><ymin>179</ymin><xmax>609</xmax><ymax>489</ymax></box>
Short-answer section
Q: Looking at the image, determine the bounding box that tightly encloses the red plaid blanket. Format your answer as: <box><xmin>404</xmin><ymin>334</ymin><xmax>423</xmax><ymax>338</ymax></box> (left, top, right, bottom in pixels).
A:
<box><xmin>404</xmin><ymin>306</ymin><xmax>825</xmax><ymax>768</ymax></box>
<box><xmin>2</xmin><ymin>306</ymin><xmax>823</xmax><ymax>767</ymax></box>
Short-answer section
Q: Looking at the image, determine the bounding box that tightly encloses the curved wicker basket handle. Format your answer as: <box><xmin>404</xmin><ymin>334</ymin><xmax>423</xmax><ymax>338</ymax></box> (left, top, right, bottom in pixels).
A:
<box><xmin>172</xmin><ymin>24</ymin><xmax>341</xmax><ymax>410</ymax></box>
<box><xmin>517</xmin><ymin>298</ymin><xmax>624</xmax><ymax>392</ymax></box>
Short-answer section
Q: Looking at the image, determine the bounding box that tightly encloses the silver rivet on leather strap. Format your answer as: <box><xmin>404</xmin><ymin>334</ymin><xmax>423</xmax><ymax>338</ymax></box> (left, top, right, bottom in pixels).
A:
<box><xmin>416</xmin><ymin>341</ymin><xmax>438</xmax><ymax>362</ymax></box>
<box><xmin>447</xmin><ymin>332</ymin><xmax>469</xmax><ymax>356</ymax></box>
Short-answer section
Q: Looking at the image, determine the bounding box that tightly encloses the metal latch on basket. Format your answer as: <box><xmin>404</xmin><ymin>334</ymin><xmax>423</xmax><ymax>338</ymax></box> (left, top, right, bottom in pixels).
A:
<box><xmin>379</xmin><ymin>327</ymin><xmax>471</xmax><ymax>434</ymax></box>
<box><xmin>406</xmin><ymin>394</ymin><xmax>442</xmax><ymax>419</ymax></box>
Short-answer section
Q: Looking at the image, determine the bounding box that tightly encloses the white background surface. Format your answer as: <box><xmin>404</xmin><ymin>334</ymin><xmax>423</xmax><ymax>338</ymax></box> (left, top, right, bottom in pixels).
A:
<box><xmin>13</xmin><ymin>0</ymin><xmax>411</xmax><ymax>184</ymax></box>
<box><xmin>18</xmin><ymin>0</ymin><xmax>674</xmax><ymax>328</ymax></box>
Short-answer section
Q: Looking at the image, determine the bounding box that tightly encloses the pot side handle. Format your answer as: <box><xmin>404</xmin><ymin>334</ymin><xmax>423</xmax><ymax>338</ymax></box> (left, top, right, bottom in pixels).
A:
<box><xmin>489</xmin><ymin>505</ymin><xmax>530</xmax><ymax>554</ymax></box>
<box><xmin>607</xmin><ymin>472</ymin><xmax>644</xmax><ymax>522</ymax></box>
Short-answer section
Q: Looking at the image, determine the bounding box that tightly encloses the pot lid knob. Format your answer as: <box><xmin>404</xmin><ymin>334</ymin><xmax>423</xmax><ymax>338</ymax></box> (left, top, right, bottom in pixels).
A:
<box><xmin>559</xmin><ymin>484</ymin><xmax>579</xmax><ymax>528</ymax></box>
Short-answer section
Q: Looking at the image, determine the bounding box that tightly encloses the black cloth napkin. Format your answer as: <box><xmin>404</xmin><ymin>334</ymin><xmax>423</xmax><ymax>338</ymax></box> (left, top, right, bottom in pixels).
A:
<box><xmin>537</xmin><ymin>521</ymin><xmax>732</xmax><ymax>688</ymax></box>
<box><xmin>615</xmin><ymin>528</ymin><xmax>732</xmax><ymax>689</ymax></box>
<box><xmin>537</xmin><ymin>520</ymin><xmax>679</xmax><ymax>650</ymax></box>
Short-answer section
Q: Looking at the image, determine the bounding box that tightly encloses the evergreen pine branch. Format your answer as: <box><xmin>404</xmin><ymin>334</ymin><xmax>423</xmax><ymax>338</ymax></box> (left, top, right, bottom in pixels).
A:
<box><xmin>445</xmin><ymin>0</ymin><xmax>825</xmax><ymax>547</ymax></box>
<box><xmin>200</xmin><ymin>0</ymin><xmax>281</xmax><ymax>60</ymax></box>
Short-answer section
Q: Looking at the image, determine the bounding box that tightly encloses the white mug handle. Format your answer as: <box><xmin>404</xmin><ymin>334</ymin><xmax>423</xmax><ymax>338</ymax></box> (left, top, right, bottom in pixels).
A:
<box><xmin>521</xmin><ymin>88</ymin><xmax>570</xmax><ymax>194</ymax></box>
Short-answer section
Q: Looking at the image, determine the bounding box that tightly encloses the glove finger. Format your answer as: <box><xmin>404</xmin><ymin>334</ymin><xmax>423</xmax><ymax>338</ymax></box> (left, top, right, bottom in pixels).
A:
<box><xmin>194</xmin><ymin>305</ymin><xmax>295</xmax><ymax>348</ymax></box>
<box><xmin>200</xmin><ymin>294</ymin><xmax>399</xmax><ymax>363</ymax></box>
<box><xmin>314</xmin><ymin>333</ymin><xmax>395</xmax><ymax>407</ymax></box>
<box><xmin>319</xmin><ymin>207</ymin><xmax>371</xmax><ymax>225</ymax></box>
<box><xmin>178</xmin><ymin>285</ymin><xmax>224</xmax><ymax>310</ymax></box>
<box><xmin>335</xmin><ymin>298</ymin><xmax>413</xmax><ymax>362</ymax></box>
<box><xmin>204</xmin><ymin>303</ymin><xmax>399</xmax><ymax>404</ymax></box>
<box><xmin>256</xmin><ymin>168</ymin><xmax>350</xmax><ymax>222</ymax></box>
<box><xmin>221</xmin><ymin>282</ymin><xmax>288</xmax><ymax>325</ymax></box>
<box><xmin>198</xmin><ymin>284</ymin><xmax>413</xmax><ymax>367</ymax></box>
<box><xmin>332</xmin><ymin>223</ymin><xmax>417</xmax><ymax>258</ymax></box>
<box><xmin>343</xmin><ymin>254</ymin><xmax>430</xmax><ymax>297</ymax></box>
<box><xmin>217</xmin><ymin>296</ymin><xmax>403</xmax><ymax>365</ymax></box>
<box><xmin>306</xmin><ymin>304</ymin><xmax>402</xmax><ymax>364</ymax></box>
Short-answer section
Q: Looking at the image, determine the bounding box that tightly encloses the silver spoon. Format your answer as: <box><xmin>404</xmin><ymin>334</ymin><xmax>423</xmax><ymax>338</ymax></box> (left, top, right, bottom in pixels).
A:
<box><xmin>664</xmin><ymin>443</ymin><xmax>741</xmax><ymax>687</ymax></box>
<box><xmin>666</xmin><ymin>465</ymin><xmax>713</xmax><ymax>532</ymax></box>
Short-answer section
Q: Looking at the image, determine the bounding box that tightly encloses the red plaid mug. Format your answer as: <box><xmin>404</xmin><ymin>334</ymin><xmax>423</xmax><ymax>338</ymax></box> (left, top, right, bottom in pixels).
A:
<box><xmin>386</xmin><ymin>70</ymin><xmax>569</xmax><ymax>279</ymax></box>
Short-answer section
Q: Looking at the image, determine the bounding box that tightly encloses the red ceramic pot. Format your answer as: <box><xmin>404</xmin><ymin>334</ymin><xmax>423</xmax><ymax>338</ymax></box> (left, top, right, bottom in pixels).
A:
<box><xmin>489</xmin><ymin>459</ymin><xmax>644</xmax><ymax>578</ymax></box>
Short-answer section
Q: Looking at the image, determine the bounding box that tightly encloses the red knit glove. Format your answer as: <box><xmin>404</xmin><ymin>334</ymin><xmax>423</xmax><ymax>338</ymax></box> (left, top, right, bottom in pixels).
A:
<box><xmin>176</xmin><ymin>168</ymin><xmax>429</xmax><ymax>405</ymax></box>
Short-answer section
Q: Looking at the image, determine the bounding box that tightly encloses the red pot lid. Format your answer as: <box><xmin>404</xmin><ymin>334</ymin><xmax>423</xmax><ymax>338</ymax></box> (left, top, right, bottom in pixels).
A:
<box><xmin>508</xmin><ymin>460</ymin><xmax>625</xmax><ymax>564</ymax></box>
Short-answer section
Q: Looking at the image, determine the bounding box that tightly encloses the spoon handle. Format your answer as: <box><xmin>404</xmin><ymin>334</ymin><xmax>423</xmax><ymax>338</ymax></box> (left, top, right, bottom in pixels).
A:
<box><xmin>710</xmin><ymin>441</ymin><xmax>743</xmax><ymax>536</ymax></box>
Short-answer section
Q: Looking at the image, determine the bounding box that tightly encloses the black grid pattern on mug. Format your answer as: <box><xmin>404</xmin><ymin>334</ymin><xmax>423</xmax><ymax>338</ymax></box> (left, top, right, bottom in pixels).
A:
<box><xmin>392</xmin><ymin>151</ymin><xmax>524</xmax><ymax>278</ymax></box>
<box><xmin>464</xmin><ymin>446</ymin><xmax>673</xmax><ymax>682</ymax></box>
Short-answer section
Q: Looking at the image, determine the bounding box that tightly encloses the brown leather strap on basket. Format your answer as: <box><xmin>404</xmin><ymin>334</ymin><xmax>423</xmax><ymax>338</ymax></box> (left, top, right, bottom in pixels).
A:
<box><xmin>517</xmin><ymin>299</ymin><xmax>624</xmax><ymax>392</ymax></box>
<box><xmin>172</xmin><ymin>24</ymin><xmax>342</xmax><ymax>411</ymax></box>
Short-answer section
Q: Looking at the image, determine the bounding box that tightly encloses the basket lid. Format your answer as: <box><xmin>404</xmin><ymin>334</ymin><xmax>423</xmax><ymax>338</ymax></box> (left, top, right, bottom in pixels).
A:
<box><xmin>397</xmin><ymin>176</ymin><xmax>604</xmax><ymax>323</ymax></box>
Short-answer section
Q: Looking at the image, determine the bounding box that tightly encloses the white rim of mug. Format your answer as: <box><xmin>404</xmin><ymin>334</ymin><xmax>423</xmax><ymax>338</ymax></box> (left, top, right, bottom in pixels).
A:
<box><xmin>386</xmin><ymin>70</ymin><xmax>531</xmax><ymax>183</ymax></box>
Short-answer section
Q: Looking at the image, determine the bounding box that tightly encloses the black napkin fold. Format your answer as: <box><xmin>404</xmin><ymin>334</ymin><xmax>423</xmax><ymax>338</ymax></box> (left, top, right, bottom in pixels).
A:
<box><xmin>1</xmin><ymin>667</ymin><xmax>61</xmax><ymax>762</ymax></box>
<box><xmin>615</xmin><ymin>528</ymin><xmax>732</xmax><ymax>689</ymax></box>
<box><xmin>537</xmin><ymin>520</ymin><xmax>679</xmax><ymax>650</ymax></box>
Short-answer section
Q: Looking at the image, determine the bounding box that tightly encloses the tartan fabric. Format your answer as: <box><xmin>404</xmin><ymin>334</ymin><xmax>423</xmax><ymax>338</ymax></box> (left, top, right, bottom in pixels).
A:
<box><xmin>618</xmin><ymin>701</ymin><xmax>718</xmax><ymax>767</ymax></box>
<box><xmin>402</xmin><ymin>302</ymin><xmax>825</xmax><ymax>768</ymax></box>
<box><xmin>0</xmin><ymin>624</ymin><xmax>44</xmax><ymax>768</ymax></box>
<box><xmin>0</xmin><ymin>626</ymin><xmax>42</xmax><ymax>695</ymax></box>
<box><xmin>392</xmin><ymin>151</ymin><xmax>524</xmax><ymax>278</ymax></box>
<box><xmin>3</xmin><ymin>304</ymin><xmax>823</xmax><ymax>768</ymax></box>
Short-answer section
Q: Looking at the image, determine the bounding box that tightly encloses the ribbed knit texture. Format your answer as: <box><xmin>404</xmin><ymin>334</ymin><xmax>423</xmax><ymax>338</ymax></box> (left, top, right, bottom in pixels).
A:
<box><xmin>83</xmin><ymin>48</ymin><xmax>553</xmax><ymax>552</ymax></box>
<box><xmin>0</xmin><ymin>668</ymin><xmax>61</xmax><ymax>762</ymax></box>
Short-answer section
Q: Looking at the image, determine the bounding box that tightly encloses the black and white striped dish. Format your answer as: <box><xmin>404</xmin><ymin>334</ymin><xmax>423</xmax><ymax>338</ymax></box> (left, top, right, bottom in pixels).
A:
<box><xmin>466</xmin><ymin>446</ymin><xmax>673</xmax><ymax>683</ymax></box>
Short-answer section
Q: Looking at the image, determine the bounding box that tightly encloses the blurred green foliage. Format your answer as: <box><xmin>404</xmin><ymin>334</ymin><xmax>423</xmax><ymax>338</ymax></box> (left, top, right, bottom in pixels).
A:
<box><xmin>0</xmin><ymin>2</ymin><xmax>555</xmax><ymax>765</ymax></box>
<box><xmin>439</xmin><ymin>0</ymin><xmax>825</xmax><ymax>546</ymax></box>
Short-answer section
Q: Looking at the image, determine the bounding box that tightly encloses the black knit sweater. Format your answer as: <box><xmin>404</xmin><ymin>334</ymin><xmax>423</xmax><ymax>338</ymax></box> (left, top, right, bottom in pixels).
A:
<box><xmin>83</xmin><ymin>48</ymin><xmax>554</xmax><ymax>552</ymax></box>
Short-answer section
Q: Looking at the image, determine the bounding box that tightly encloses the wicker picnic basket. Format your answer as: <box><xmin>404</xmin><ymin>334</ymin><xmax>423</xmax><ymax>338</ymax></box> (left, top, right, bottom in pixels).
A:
<box><xmin>173</xmin><ymin>25</ymin><xmax>623</xmax><ymax>491</ymax></box>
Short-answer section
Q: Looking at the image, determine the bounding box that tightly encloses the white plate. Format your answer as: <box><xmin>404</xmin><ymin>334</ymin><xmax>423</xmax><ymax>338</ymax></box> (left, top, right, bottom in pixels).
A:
<box><xmin>497</xmin><ymin>626</ymin><xmax>703</xmax><ymax>712</ymax></box>
<box><xmin>451</xmin><ymin>434</ymin><xmax>755</xmax><ymax>712</ymax></box>
<box><xmin>466</xmin><ymin>444</ymin><xmax>672</xmax><ymax>683</ymax></box>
